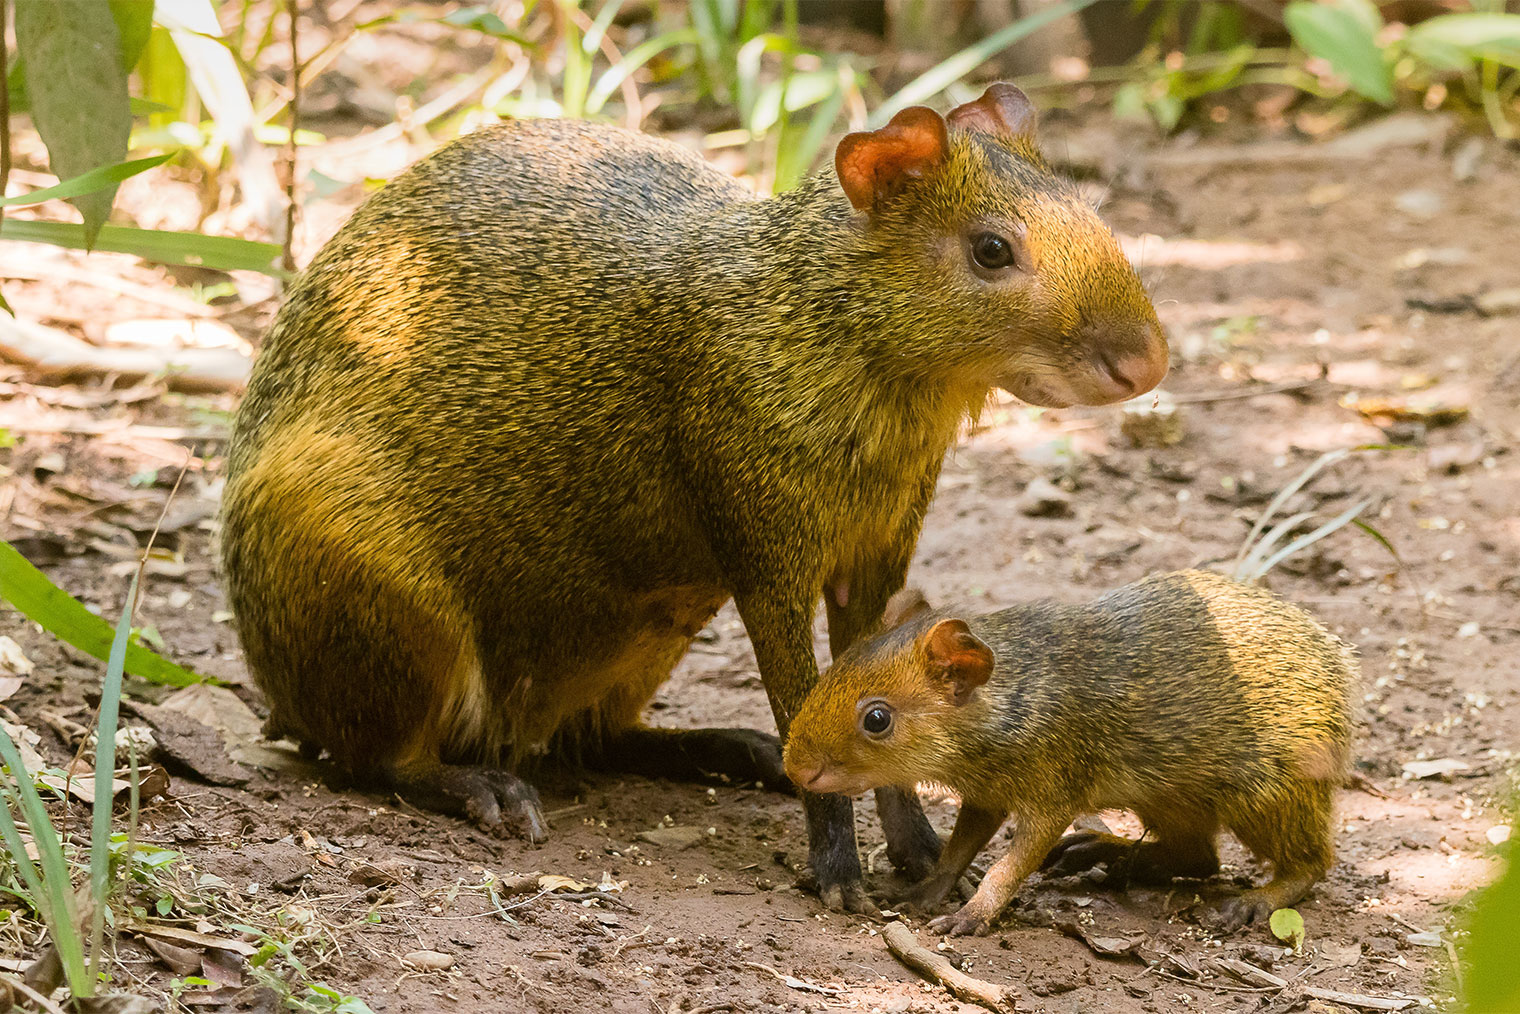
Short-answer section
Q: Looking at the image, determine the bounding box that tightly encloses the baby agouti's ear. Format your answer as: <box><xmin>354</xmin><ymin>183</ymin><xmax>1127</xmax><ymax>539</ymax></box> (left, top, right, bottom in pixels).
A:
<box><xmin>881</xmin><ymin>588</ymin><xmax>932</xmax><ymax>629</ymax></box>
<box><xmin>947</xmin><ymin>83</ymin><xmax>1038</xmax><ymax>145</ymax></box>
<box><xmin>834</xmin><ymin>106</ymin><xmax>950</xmax><ymax>213</ymax></box>
<box><xmin>922</xmin><ymin>619</ymin><xmax>996</xmax><ymax>706</ymax></box>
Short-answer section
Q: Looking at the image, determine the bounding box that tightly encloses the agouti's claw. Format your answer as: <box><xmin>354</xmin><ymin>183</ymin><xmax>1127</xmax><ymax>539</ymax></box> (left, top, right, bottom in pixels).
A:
<box><xmin>820</xmin><ymin>881</ymin><xmax>880</xmax><ymax>916</ymax></box>
<box><xmin>1211</xmin><ymin>892</ymin><xmax>1276</xmax><ymax>933</ymax></box>
<box><xmin>927</xmin><ymin>904</ymin><xmax>994</xmax><ymax>937</ymax></box>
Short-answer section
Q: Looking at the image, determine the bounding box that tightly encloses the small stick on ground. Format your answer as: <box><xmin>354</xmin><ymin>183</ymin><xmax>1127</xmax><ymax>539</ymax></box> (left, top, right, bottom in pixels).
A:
<box><xmin>882</xmin><ymin>921</ymin><xmax>1015</xmax><ymax>1013</ymax></box>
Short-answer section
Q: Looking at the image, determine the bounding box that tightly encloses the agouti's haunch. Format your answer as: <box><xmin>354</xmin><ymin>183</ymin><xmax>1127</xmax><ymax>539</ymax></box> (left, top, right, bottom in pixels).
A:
<box><xmin>783</xmin><ymin>570</ymin><xmax>1354</xmax><ymax>934</ymax></box>
<box><xmin>219</xmin><ymin>85</ymin><xmax>1167</xmax><ymax>911</ymax></box>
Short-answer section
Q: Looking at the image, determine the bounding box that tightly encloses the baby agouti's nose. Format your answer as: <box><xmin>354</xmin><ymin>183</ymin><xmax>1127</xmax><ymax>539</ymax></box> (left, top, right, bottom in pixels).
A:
<box><xmin>1091</xmin><ymin>321</ymin><xmax>1169</xmax><ymax>400</ymax></box>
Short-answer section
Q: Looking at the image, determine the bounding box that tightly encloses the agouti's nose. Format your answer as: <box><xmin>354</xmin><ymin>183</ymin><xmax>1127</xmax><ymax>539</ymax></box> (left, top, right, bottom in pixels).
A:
<box><xmin>1092</xmin><ymin>323</ymin><xmax>1169</xmax><ymax>399</ymax></box>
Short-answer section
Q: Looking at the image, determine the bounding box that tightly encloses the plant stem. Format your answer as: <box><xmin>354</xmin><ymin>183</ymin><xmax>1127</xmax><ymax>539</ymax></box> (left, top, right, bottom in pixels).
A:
<box><xmin>282</xmin><ymin>0</ymin><xmax>299</xmax><ymax>273</ymax></box>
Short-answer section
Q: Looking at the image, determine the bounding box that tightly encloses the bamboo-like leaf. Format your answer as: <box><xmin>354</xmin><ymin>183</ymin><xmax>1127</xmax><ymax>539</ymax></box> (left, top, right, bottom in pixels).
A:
<box><xmin>0</xmin><ymin>728</ymin><xmax>89</xmax><ymax>994</ymax></box>
<box><xmin>1284</xmin><ymin>0</ymin><xmax>1394</xmax><ymax>105</ymax></box>
<box><xmin>0</xmin><ymin>219</ymin><xmax>285</xmax><ymax>277</ymax></box>
<box><xmin>0</xmin><ymin>541</ymin><xmax>206</xmax><ymax>687</ymax></box>
<box><xmin>88</xmin><ymin>573</ymin><xmax>137</xmax><ymax>982</ymax></box>
<box><xmin>869</xmin><ymin>0</ymin><xmax>1098</xmax><ymax>127</ymax></box>
<box><xmin>14</xmin><ymin>0</ymin><xmax>133</xmax><ymax>245</ymax></box>
<box><xmin>0</xmin><ymin>155</ymin><xmax>170</xmax><ymax>209</ymax></box>
<box><xmin>586</xmin><ymin>29</ymin><xmax>703</xmax><ymax>115</ymax></box>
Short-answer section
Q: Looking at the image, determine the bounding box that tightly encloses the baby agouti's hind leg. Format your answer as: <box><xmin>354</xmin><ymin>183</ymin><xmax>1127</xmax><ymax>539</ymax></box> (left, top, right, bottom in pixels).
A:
<box><xmin>593</xmin><ymin>725</ymin><xmax>791</xmax><ymax>792</ymax></box>
<box><xmin>385</xmin><ymin>757</ymin><xmax>547</xmax><ymax>844</ymax></box>
<box><xmin>1216</xmin><ymin>783</ymin><xmax>1336</xmax><ymax>931</ymax></box>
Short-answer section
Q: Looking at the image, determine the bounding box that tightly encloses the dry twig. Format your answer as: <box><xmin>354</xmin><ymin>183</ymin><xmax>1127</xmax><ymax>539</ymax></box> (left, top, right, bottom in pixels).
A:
<box><xmin>882</xmin><ymin>921</ymin><xmax>1014</xmax><ymax>1013</ymax></box>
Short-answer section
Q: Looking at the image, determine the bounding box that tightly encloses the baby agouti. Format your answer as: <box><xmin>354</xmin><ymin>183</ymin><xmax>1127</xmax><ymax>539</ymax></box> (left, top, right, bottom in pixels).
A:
<box><xmin>220</xmin><ymin>83</ymin><xmax>1169</xmax><ymax>912</ymax></box>
<box><xmin>783</xmin><ymin>570</ymin><xmax>1354</xmax><ymax>935</ymax></box>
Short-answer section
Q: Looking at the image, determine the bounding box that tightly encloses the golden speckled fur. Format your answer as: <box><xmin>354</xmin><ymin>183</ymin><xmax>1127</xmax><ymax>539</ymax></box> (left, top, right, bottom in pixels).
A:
<box><xmin>784</xmin><ymin>570</ymin><xmax>1357</xmax><ymax>935</ymax></box>
<box><xmin>219</xmin><ymin>88</ymin><xmax>1167</xmax><ymax>895</ymax></box>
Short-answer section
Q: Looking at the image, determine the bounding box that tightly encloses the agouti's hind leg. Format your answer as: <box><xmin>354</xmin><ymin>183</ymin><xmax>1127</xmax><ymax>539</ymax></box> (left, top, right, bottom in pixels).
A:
<box><xmin>593</xmin><ymin>725</ymin><xmax>791</xmax><ymax>792</ymax></box>
<box><xmin>1042</xmin><ymin>827</ymin><xmax>1219</xmax><ymax>884</ymax></box>
<box><xmin>385</xmin><ymin>758</ymin><xmax>547</xmax><ymax>843</ymax></box>
<box><xmin>1216</xmin><ymin>784</ymin><xmax>1335</xmax><ymax>931</ymax></box>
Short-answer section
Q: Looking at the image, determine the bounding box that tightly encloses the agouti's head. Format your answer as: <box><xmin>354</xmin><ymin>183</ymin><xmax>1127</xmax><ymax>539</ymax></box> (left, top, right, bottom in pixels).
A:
<box><xmin>832</xmin><ymin>84</ymin><xmax>1167</xmax><ymax>407</ymax></box>
<box><xmin>783</xmin><ymin>601</ymin><xmax>998</xmax><ymax>797</ymax></box>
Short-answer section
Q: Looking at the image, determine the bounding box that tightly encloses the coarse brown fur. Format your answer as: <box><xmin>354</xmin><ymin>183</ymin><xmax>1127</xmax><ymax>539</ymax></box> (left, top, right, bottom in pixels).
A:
<box><xmin>783</xmin><ymin>570</ymin><xmax>1356</xmax><ymax>935</ymax></box>
<box><xmin>219</xmin><ymin>88</ymin><xmax>1167</xmax><ymax>907</ymax></box>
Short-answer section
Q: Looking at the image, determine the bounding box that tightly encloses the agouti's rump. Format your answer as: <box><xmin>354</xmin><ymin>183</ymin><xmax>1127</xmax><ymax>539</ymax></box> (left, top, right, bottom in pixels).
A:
<box><xmin>783</xmin><ymin>570</ymin><xmax>1355</xmax><ymax>935</ymax></box>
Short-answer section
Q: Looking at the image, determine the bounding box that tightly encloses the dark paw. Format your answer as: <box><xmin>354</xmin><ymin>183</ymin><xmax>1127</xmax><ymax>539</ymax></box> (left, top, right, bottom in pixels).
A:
<box><xmin>819</xmin><ymin>879</ymin><xmax>880</xmax><ymax>916</ymax></box>
<box><xmin>1210</xmin><ymin>893</ymin><xmax>1276</xmax><ymax>934</ymax></box>
<box><xmin>706</xmin><ymin>727</ymin><xmax>790</xmax><ymax>792</ymax></box>
<box><xmin>891</xmin><ymin>876</ymin><xmax>955</xmax><ymax>914</ymax></box>
<box><xmin>469</xmin><ymin>769</ymin><xmax>548</xmax><ymax>843</ymax></box>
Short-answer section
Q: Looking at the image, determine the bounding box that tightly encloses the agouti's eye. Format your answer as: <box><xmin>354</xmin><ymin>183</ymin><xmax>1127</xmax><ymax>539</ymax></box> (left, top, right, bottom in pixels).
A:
<box><xmin>859</xmin><ymin>702</ymin><xmax>894</xmax><ymax>738</ymax></box>
<box><xmin>970</xmin><ymin>231</ymin><xmax>1017</xmax><ymax>271</ymax></box>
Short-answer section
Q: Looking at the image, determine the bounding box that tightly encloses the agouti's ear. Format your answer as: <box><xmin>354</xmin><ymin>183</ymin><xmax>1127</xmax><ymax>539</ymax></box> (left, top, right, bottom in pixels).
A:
<box><xmin>922</xmin><ymin>619</ymin><xmax>995</xmax><ymax>706</ymax></box>
<box><xmin>947</xmin><ymin>83</ymin><xmax>1038</xmax><ymax>145</ymax></box>
<box><xmin>881</xmin><ymin>588</ymin><xmax>932</xmax><ymax>629</ymax></box>
<box><xmin>834</xmin><ymin>106</ymin><xmax>950</xmax><ymax>212</ymax></box>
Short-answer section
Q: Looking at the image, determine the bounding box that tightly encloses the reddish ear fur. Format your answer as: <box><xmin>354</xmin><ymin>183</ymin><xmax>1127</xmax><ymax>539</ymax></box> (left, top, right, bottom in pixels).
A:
<box><xmin>834</xmin><ymin>106</ymin><xmax>950</xmax><ymax>212</ymax></box>
<box><xmin>947</xmin><ymin>83</ymin><xmax>1038</xmax><ymax>144</ymax></box>
<box><xmin>922</xmin><ymin>619</ymin><xmax>995</xmax><ymax>705</ymax></box>
<box><xmin>881</xmin><ymin>588</ymin><xmax>932</xmax><ymax>629</ymax></box>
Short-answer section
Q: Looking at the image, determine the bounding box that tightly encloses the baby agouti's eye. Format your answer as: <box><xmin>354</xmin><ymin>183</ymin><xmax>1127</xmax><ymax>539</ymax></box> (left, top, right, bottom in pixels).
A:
<box><xmin>970</xmin><ymin>231</ymin><xmax>1017</xmax><ymax>271</ymax></box>
<box><xmin>859</xmin><ymin>701</ymin><xmax>894</xmax><ymax>739</ymax></box>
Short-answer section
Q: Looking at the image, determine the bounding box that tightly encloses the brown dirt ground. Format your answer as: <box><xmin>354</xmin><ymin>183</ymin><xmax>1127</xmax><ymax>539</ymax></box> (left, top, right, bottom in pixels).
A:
<box><xmin>3</xmin><ymin>101</ymin><xmax>1519</xmax><ymax>1014</ymax></box>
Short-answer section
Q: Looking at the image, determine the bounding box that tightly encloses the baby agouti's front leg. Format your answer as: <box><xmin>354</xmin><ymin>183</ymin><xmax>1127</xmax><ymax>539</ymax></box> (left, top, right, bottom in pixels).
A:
<box><xmin>896</xmin><ymin>803</ymin><xmax>1007</xmax><ymax>912</ymax></box>
<box><xmin>928</xmin><ymin>812</ymin><xmax>1071</xmax><ymax>937</ymax></box>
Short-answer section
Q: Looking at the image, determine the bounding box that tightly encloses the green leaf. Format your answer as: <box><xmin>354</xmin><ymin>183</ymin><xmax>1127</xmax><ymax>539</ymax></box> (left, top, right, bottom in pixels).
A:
<box><xmin>1465</xmin><ymin>842</ymin><xmax>1520</xmax><ymax>1011</ymax></box>
<box><xmin>1284</xmin><ymin>0</ymin><xmax>1394</xmax><ymax>105</ymax></box>
<box><xmin>111</xmin><ymin>0</ymin><xmax>157</xmax><ymax>70</ymax></box>
<box><xmin>0</xmin><ymin>155</ymin><xmax>170</xmax><ymax>209</ymax></box>
<box><xmin>1269</xmin><ymin>907</ymin><xmax>1306</xmax><ymax>952</ymax></box>
<box><xmin>1407</xmin><ymin>13</ymin><xmax>1520</xmax><ymax>73</ymax></box>
<box><xmin>0</xmin><ymin>541</ymin><xmax>206</xmax><ymax>687</ymax></box>
<box><xmin>14</xmin><ymin>0</ymin><xmax>134</xmax><ymax>246</ymax></box>
<box><xmin>0</xmin><ymin>219</ymin><xmax>286</xmax><ymax>277</ymax></box>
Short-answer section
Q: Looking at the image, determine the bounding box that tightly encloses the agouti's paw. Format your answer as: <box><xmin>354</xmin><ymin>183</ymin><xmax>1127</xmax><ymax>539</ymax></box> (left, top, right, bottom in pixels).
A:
<box><xmin>891</xmin><ymin>876</ymin><xmax>955</xmax><ymax>914</ymax></box>
<box><xmin>927</xmin><ymin>903</ymin><xmax>995</xmax><ymax>937</ymax></box>
<box><xmin>1210</xmin><ymin>892</ymin><xmax>1276</xmax><ymax>934</ymax></box>
<box><xmin>1040</xmin><ymin>830</ymin><xmax>1135</xmax><ymax>879</ymax></box>
<box><xmin>465</xmin><ymin>770</ymin><xmax>548</xmax><ymax>844</ymax></box>
<box><xmin>820</xmin><ymin>880</ymin><xmax>880</xmax><ymax>916</ymax></box>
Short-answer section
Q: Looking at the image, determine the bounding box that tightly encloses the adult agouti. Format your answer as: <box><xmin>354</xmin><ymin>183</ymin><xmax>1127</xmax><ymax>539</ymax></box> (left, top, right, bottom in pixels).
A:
<box><xmin>782</xmin><ymin>570</ymin><xmax>1354</xmax><ymax>934</ymax></box>
<box><xmin>219</xmin><ymin>84</ymin><xmax>1168</xmax><ymax>912</ymax></box>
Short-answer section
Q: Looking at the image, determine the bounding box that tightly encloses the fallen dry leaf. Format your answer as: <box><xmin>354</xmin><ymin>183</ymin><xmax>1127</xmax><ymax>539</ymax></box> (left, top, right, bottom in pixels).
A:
<box><xmin>401</xmin><ymin>950</ymin><xmax>455</xmax><ymax>971</ymax></box>
<box><xmin>1401</xmin><ymin>758</ymin><xmax>1470</xmax><ymax>780</ymax></box>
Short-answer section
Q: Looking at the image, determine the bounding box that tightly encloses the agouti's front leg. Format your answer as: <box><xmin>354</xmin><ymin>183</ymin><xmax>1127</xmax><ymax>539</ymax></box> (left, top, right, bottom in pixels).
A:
<box><xmin>826</xmin><ymin>537</ymin><xmax>942</xmax><ymax>881</ymax></box>
<box><xmin>740</xmin><ymin>592</ymin><xmax>874</xmax><ymax>914</ymax></box>
<box><xmin>896</xmin><ymin>803</ymin><xmax>1007</xmax><ymax>913</ymax></box>
<box><xmin>929</xmin><ymin>813</ymin><xmax>1071</xmax><ymax>937</ymax></box>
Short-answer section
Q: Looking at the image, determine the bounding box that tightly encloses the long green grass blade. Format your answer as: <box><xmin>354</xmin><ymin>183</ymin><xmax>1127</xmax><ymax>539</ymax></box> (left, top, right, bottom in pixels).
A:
<box><xmin>87</xmin><ymin>571</ymin><xmax>136</xmax><ymax>981</ymax></box>
<box><xmin>586</xmin><ymin>29</ymin><xmax>703</xmax><ymax>114</ymax></box>
<box><xmin>0</xmin><ymin>219</ymin><xmax>285</xmax><ymax>276</ymax></box>
<box><xmin>0</xmin><ymin>541</ymin><xmax>205</xmax><ymax>687</ymax></box>
<box><xmin>0</xmin><ymin>155</ymin><xmax>171</xmax><ymax>209</ymax></box>
<box><xmin>1234</xmin><ymin>509</ymin><xmax>1316</xmax><ymax>581</ymax></box>
<box><xmin>1245</xmin><ymin>498</ymin><xmax>1373</xmax><ymax>582</ymax></box>
<box><xmin>0</xmin><ymin>726</ymin><xmax>89</xmax><ymax>994</ymax></box>
<box><xmin>0</xmin><ymin>761</ymin><xmax>52</xmax><ymax>934</ymax></box>
<box><xmin>1232</xmin><ymin>448</ymin><xmax>1351</xmax><ymax>570</ymax></box>
<box><xmin>773</xmin><ymin>72</ymin><xmax>849</xmax><ymax>191</ymax></box>
<box><xmin>869</xmin><ymin>0</ymin><xmax>1098</xmax><ymax>126</ymax></box>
